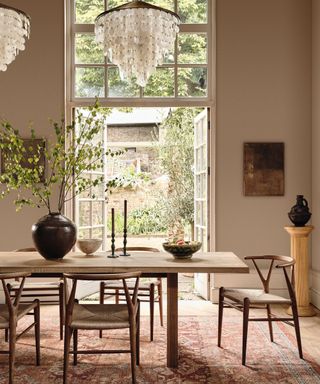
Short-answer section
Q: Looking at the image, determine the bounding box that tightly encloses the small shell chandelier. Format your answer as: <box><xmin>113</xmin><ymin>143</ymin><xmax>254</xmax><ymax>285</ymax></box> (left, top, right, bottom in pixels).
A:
<box><xmin>0</xmin><ymin>3</ymin><xmax>30</xmax><ymax>71</ymax></box>
<box><xmin>95</xmin><ymin>0</ymin><xmax>180</xmax><ymax>87</ymax></box>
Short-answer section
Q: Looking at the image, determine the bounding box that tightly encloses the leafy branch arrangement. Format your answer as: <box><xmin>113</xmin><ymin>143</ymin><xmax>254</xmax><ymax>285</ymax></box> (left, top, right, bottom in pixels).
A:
<box><xmin>0</xmin><ymin>101</ymin><xmax>121</xmax><ymax>213</ymax></box>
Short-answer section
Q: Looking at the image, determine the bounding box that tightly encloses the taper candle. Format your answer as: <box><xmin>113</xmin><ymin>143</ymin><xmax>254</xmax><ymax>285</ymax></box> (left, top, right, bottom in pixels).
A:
<box><xmin>124</xmin><ymin>200</ymin><xmax>127</xmax><ymax>229</ymax></box>
<box><xmin>111</xmin><ymin>208</ymin><xmax>115</xmax><ymax>234</ymax></box>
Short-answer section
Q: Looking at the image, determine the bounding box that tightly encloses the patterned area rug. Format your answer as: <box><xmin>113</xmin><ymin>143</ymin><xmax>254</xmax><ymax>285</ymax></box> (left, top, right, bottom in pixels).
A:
<box><xmin>0</xmin><ymin>308</ymin><xmax>319</xmax><ymax>383</ymax></box>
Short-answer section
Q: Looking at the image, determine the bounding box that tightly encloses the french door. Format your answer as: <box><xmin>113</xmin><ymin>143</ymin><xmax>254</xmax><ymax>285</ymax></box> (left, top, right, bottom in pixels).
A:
<box><xmin>194</xmin><ymin>108</ymin><xmax>210</xmax><ymax>299</ymax></box>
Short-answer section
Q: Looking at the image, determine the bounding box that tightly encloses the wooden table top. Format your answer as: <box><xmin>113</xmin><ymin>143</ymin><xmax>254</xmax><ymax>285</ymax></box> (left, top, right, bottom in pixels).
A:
<box><xmin>0</xmin><ymin>251</ymin><xmax>249</xmax><ymax>274</ymax></box>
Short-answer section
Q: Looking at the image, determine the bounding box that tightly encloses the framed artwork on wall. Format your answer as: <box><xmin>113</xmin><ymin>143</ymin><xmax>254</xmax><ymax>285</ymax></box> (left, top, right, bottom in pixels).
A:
<box><xmin>243</xmin><ymin>142</ymin><xmax>284</xmax><ymax>196</ymax></box>
<box><xmin>0</xmin><ymin>138</ymin><xmax>46</xmax><ymax>183</ymax></box>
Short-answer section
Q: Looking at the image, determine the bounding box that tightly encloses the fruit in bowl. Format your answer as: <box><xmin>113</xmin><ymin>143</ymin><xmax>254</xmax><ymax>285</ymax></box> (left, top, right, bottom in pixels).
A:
<box><xmin>162</xmin><ymin>240</ymin><xmax>202</xmax><ymax>259</ymax></box>
<box><xmin>77</xmin><ymin>239</ymin><xmax>102</xmax><ymax>255</ymax></box>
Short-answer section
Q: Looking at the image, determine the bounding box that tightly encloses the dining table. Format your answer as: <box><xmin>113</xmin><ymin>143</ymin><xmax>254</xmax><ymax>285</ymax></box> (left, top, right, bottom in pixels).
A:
<box><xmin>0</xmin><ymin>250</ymin><xmax>249</xmax><ymax>368</ymax></box>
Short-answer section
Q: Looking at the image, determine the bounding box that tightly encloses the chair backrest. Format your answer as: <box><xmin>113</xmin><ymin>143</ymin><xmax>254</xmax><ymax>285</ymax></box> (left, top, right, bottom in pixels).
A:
<box><xmin>244</xmin><ymin>255</ymin><xmax>295</xmax><ymax>295</ymax></box>
<box><xmin>115</xmin><ymin>247</ymin><xmax>160</xmax><ymax>253</ymax></box>
<box><xmin>0</xmin><ymin>272</ymin><xmax>31</xmax><ymax>315</ymax></box>
<box><xmin>63</xmin><ymin>272</ymin><xmax>141</xmax><ymax>323</ymax></box>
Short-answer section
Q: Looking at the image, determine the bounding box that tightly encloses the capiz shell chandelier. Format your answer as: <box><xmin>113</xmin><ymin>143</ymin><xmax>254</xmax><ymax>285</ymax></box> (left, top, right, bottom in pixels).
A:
<box><xmin>0</xmin><ymin>3</ymin><xmax>30</xmax><ymax>71</ymax></box>
<box><xmin>95</xmin><ymin>0</ymin><xmax>180</xmax><ymax>87</ymax></box>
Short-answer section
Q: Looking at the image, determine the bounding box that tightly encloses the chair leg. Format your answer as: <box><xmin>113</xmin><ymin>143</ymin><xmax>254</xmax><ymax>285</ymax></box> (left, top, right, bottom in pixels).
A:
<box><xmin>129</xmin><ymin>322</ymin><xmax>137</xmax><ymax>384</ymax></box>
<box><xmin>5</xmin><ymin>285</ymin><xmax>11</xmax><ymax>343</ymax></box>
<box><xmin>150</xmin><ymin>284</ymin><xmax>155</xmax><ymax>341</ymax></box>
<box><xmin>218</xmin><ymin>287</ymin><xmax>224</xmax><ymax>347</ymax></box>
<box><xmin>59</xmin><ymin>282</ymin><xmax>64</xmax><ymax>341</ymax></box>
<box><xmin>8</xmin><ymin>323</ymin><xmax>17</xmax><ymax>384</ymax></box>
<box><xmin>136</xmin><ymin>302</ymin><xmax>140</xmax><ymax>366</ymax></box>
<box><xmin>115</xmin><ymin>289</ymin><xmax>119</xmax><ymax>304</ymax></box>
<box><xmin>266</xmin><ymin>304</ymin><xmax>274</xmax><ymax>342</ymax></box>
<box><xmin>158</xmin><ymin>280</ymin><xmax>164</xmax><ymax>327</ymax></box>
<box><xmin>99</xmin><ymin>282</ymin><xmax>105</xmax><ymax>338</ymax></box>
<box><xmin>242</xmin><ymin>298</ymin><xmax>250</xmax><ymax>366</ymax></box>
<box><xmin>63</xmin><ymin>326</ymin><xmax>73</xmax><ymax>384</ymax></box>
<box><xmin>34</xmin><ymin>300</ymin><xmax>41</xmax><ymax>366</ymax></box>
<box><xmin>73</xmin><ymin>329</ymin><xmax>78</xmax><ymax>366</ymax></box>
<box><xmin>291</xmin><ymin>297</ymin><xmax>303</xmax><ymax>359</ymax></box>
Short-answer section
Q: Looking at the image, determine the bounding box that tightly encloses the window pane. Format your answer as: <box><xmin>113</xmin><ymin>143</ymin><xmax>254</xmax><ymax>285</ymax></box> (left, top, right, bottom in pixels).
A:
<box><xmin>78</xmin><ymin>175</ymin><xmax>104</xmax><ymax>198</ymax></box>
<box><xmin>107</xmin><ymin>0</ymin><xmax>127</xmax><ymax>9</ymax></box>
<box><xmin>78</xmin><ymin>174</ymin><xmax>91</xmax><ymax>198</ymax></box>
<box><xmin>88</xmin><ymin>124</ymin><xmax>104</xmax><ymax>146</ymax></box>
<box><xmin>78</xmin><ymin>228</ymin><xmax>90</xmax><ymax>239</ymax></box>
<box><xmin>75</xmin><ymin>34</ymin><xmax>104</xmax><ymax>64</ymax></box>
<box><xmin>81</xmin><ymin>149</ymin><xmax>103</xmax><ymax>171</ymax></box>
<box><xmin>178</xmin><ymin>67</ymin><xmax>207</xmax><ymax>97</ymax></box>
<box><xmin>92</xmin><ymin>227</ymin><xmax>103</xmax><ymax>240</ymax></box>
<box><xmin>145</xmin><ymin>0</ymin><xmax>174</xmax><ymax>11</ymax></box>
<box><xmin>79</xmin><ymin>201</ymin><xmax>91</xmax><ymax>226</ymax></box>
<box><xmin>108</xmin><ymin>0</ymin><xmax>174</xmax><ymax>10</ymax></box>
<box><xmin>178</xmin><ymin>0</ymin><xmax>207</xmax><ymax>24</ymax></box>
<box><xmin>92</xmin><ymin>175</ymin><xmax>105</xmax><ymax>198</ymax></box>
<box><xmin>195</xmin><ymin>201</ymin><xmax>201</xmax><ymax>223</ymax></box>
<box><xmin>178</xmin><ymin>33</ymin><xmax>207</xmax><ymax>64</ymax></box>
<box><xmin>75</xmin><ymin>67</ymin><xmax>105</xmax><ymax>98</ymax></box>
<box><xmin>144</xmin><ymin>68</ymin><xmax>174</xmax><ymax>97</ymax></box>
<box><xmin>75</xmin><ymin>0</ymin><xmax>104</xmax><ymax>24</ymax></box>
<box><xmin>92</xmin><ymin>201</ymin><xmax>104</xmax><ymax>225</ymax></box>
<box><xmin>108</xmin><ymin>67</ymin><xmax>140</xmax><ymax>97</ymax></box>
<box><xmin>163</xmin><ymin>46</ymin><xmax>175</xmax><ymax>64</ymax></box>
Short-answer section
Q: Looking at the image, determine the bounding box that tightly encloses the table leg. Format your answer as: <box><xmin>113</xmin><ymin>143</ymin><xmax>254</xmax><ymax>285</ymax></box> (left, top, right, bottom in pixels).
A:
<box><xmin>167</xmin><ymin>273</ymin><xmax>178</xmax><ymax>368</ymax></box>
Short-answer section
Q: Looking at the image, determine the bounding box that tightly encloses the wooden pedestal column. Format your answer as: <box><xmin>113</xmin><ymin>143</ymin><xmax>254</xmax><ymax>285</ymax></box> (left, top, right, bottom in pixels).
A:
<box><xmin>284</xmin><ymin>225</ymin><xmax>315</xmax><ymax>317</ymax></box>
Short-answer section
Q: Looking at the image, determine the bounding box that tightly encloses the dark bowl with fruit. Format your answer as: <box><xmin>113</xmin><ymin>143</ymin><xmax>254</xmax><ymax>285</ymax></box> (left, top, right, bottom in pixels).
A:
<box><xmin>162</xmin><ymin>241</ymin><xmax>202</xmax><ymax>259</ymax></box>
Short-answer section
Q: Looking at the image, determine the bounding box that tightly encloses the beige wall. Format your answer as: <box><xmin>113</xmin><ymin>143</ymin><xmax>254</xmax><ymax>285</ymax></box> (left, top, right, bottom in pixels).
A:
<box><xmin>216</xmin><ymin>0</ymin><xmax>312</xmax><ymax>257</ymax></box>
<box><xmin>312</xmin><ymin>0</ymin><xmax>320</xmax><ymax>307</ymax></box>
<box><xmin>0</xmin><ymin>0</ymin><xmax>64</xmax><ymax>250</ymax></box>
<box><xmin>0</xmin><ymin>0</ymin><xmax>315</xmax><ymax>299</ymax></box>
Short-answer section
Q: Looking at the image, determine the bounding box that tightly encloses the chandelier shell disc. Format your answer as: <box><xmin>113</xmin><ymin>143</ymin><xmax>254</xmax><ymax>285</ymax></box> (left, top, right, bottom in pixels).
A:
<box><xmin>95</xmin><ymin>1</ymin><xmax>180</xmax><ymax>87</ymax></box>
<box><xmin>0</xmin><ymin>3</ymin><xmax>30</xmax><ymax>71</ymax></box>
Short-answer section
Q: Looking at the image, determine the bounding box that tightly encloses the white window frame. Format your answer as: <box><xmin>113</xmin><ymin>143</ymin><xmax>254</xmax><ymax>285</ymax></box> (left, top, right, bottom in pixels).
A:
<box><xmin>64</xmin><ymin>0</ymin><xmax>216</xmax><ymax>252</ymax></box>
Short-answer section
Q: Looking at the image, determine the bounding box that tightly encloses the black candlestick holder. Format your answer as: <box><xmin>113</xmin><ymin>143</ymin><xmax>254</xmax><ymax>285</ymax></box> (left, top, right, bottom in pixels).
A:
<box><xmin>120</xmin><ymin>200</ymin><xmax>130</xmax><ymax>256</ymax></box>
<box><xmin>120</xmin><ymin>227</ymin><xmax>130</xmax><ymax>256</ymax></box>
<box><xmin>108</xmin><ymin>233</ymin><xmax>119</xmax><ymax>258</ymax></box>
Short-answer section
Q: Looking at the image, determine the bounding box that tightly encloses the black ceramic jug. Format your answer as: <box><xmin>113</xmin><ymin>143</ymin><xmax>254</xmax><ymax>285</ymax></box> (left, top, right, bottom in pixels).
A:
<box><xmin>288</xmin><ymin>195</ymin><xmax>311</xmax><ymax>227</ymax></box>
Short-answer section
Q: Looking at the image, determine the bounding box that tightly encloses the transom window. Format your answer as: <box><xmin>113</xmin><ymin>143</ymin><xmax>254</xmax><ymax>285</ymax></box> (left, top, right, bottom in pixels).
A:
<box><xmin>69</xmin><ymin>0</ymin><xmax>211</xmax><ymax>100</ymax></box>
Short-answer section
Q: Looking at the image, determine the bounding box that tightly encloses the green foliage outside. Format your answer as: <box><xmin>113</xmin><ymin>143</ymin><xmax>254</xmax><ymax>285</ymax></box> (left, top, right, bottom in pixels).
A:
<box><xmin>0</xmin><ymin>101</ymin><xmax>122</xmax><ymax>213</ymax></box>
<box><xmin>107</xmin><ymin>166</ymin><xmax>151</xmax><ymax>191</ymax></box>
<box><xmin>157</xmin><ymin>107</ymin><xmax>202</xmax><ymax>232</ymax></box>
<box><xmin>107</xmin><ymin>206</ymin><xmax>166</xmax><ymax>235</ymax></box>
<box><xmin>106</xmin><ymin>107</ymin><xmax>202</xmax><ymax>237</ymax></box>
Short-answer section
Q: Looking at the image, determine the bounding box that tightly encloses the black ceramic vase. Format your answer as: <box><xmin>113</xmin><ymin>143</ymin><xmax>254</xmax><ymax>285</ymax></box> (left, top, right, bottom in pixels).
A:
<box><xmin>32</xmin><ymin>213</ymin><xmax>77</xmax><ymax>260</ymax></box>
<box><xmin>288</xmin><ymin>195</ymin><xmax>312</xmax><ymax>227</ymax></box>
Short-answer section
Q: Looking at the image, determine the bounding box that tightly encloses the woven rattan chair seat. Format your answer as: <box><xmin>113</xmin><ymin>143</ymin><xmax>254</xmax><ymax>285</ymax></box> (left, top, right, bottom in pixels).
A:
<box><xmin>0</xmin><ymin>302</ymin><xmax>37</xmax><ymax>328</ymax></box>
<box><xmin>70</xmin><ymin>303</ymin><xmax>130</xmax><ymax>330</ymax></box>
<box><xmin>224</xmin><ymin>288</ymin><xmax>291</xmax><ymax>304</ymax></box>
